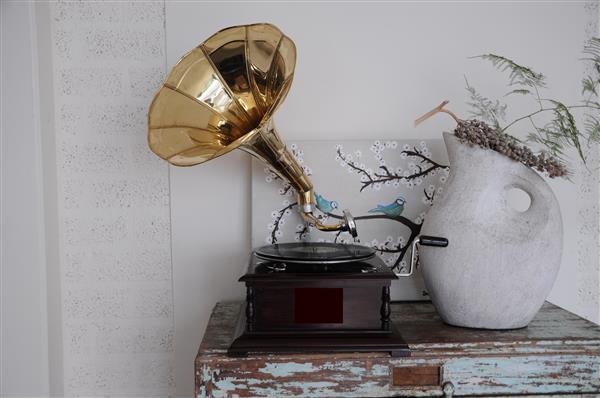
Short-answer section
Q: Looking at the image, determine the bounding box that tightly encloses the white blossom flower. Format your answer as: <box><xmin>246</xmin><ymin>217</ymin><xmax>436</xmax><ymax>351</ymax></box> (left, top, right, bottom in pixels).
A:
<box><xmin>374</xmin><ymin>183</ymin><xmax>382</xmax><ymax>191</ymax></box>
<box><xmin>403</xmin><ymin>144</ymin><xmax>411</xmax><ymax>151</ymax></box>
<box><xmin>266</xmin><ymin>236</ymin><xmax>273</xmax><ymax>244</ymax></box>
<box><xmin>355</xmin><ymin>150</ymin><xmax>362</xmax><ymax>158</ymax></box>
<box><xmin>271</xmin><ymin>211</ymin><xmax>279</xmax><ymax>218</ymax></box>
<box><xmin>282</xmin><ymin>199</ymin><xmax>290</xmax><ymax>206</ymax></box>
<box><xmin>335</xmin><ymin>144</ymin><xmax>342</xmax><ymax>150</ymax></box>
<box><xmin>439</xmin><ymin>175</ymin><xmax>447</xmax><ymax>183</ymax></box>
<box><xmin>296</xmin><ymin>224</ymin><xmax>304</xmax><ymax>231</ymax></box>
<box><xmin>420</xmin><ymin>141</ymin><xmax>427</xmax><ymax>148</ymax></box>
<box><xmin>284</xmin><ymin>209</ymin><xmax>291</xmax><ymax>216</ymax></box>
<box><xmin>265</xmin><ymin>176</ymin><xmax>273</xmax><ymax>183</ymax></box>
<box><xmin>390</xmin><ymin>141</ymin><xmax>398</xmax><ymax>149</ymax></box>
<box><xmin>275</xmin><ymin>230</ymin><xmax>283</xmax><ymax>237</ymax></box>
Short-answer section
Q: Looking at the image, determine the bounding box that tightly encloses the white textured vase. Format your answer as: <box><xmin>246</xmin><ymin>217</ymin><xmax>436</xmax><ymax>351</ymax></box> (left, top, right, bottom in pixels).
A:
<box><xmin>419</xmin><ymin>132</ymin><xmax>563</xmax><ymax>329</ymax></box>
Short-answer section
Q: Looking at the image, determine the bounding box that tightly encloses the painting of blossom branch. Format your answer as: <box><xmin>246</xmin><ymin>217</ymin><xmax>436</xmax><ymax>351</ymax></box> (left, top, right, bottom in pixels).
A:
<box><xmin>251</xmin><ymin>139</ymin><xmax>449</xmax><ymax>297</ymax></box>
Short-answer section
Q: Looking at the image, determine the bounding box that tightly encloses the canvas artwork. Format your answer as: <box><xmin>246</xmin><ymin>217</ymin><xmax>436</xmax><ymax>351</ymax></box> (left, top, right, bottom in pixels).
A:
<box><xmin>251</xmin><ymin>139</ymin><xmax>450</xmax><ymax>300</ymax></box>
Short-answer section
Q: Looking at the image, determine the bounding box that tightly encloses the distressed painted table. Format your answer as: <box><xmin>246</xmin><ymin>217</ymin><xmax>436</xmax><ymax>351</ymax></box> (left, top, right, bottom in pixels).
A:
<box><xmin>195</xmin><ymin>301</ymin><xmax>600</xmax><ymax>397</ymax></box>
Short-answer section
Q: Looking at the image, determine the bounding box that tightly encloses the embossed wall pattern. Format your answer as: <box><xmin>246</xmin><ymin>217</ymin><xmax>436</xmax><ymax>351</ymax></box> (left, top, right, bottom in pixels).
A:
<box><xmin>50</xmin><ymin>2</ymin><xmax>174</xmax><ymax>395</ymax></box>
<box><xmin>576</xmin><ymin>1</ymin><xmax>600</xmax><ymax>323</ymax></box>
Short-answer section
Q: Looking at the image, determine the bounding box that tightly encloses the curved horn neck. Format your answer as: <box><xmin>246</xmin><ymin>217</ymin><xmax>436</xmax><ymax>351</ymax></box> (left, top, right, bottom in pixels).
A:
<box><xmin>239</xmin><ymin>120</ymin><xmax>356</xmax><ymax>236</ymax></box>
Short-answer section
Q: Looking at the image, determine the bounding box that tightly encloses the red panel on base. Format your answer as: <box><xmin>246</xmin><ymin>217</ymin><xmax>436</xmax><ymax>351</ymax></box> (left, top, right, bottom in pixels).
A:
<box><xmin>294</xmin><ymin>288</ymin><xmax>343</xmax><ymax>324</ymax></box>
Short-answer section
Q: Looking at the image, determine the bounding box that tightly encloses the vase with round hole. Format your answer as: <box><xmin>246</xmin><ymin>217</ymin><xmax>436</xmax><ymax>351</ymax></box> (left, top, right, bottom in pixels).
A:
<box><xmin>416</xmin><ymin>132</ymin><xmax>562</xmax><ymax>329</ymax></box>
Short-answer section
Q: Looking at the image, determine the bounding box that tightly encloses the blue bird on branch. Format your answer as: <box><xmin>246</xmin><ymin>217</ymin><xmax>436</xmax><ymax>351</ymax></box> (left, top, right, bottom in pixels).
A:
<box><xmin>368</xmin><ymin>196</ymin><xmax>406</xmax><ymax>217</ymax></box>
<box><xmin>315</xmin><ymin>193</ymin><xmax>339</xmax><ymax>214</ymax></box>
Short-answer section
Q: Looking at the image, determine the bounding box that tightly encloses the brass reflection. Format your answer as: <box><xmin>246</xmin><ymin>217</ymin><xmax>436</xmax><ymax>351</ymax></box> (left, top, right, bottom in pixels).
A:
<box><xmin>148</xmin><ymin>23</ymin><xmax>356</xmax><ymax>236</ymax></box>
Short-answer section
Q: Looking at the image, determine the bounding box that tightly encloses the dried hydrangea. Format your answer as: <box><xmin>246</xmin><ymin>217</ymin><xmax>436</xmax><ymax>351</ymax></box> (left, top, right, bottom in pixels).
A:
<box><xmin>453</xmin><ymin>119</ymin><xmax>567</xmax><ymax>178</ymax></box>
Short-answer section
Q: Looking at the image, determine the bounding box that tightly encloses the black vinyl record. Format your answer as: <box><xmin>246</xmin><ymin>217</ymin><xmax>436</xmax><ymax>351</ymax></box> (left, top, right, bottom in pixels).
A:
<box><xmin>254</xmin><ymin>242</ymin><xmax>375</xmax><ymax>264</ymax></box>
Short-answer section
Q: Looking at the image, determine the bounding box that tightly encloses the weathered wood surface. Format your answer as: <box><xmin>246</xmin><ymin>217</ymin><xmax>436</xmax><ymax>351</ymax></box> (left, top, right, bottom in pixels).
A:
<box><xmin>196</xmin><ymin>301</ymin><xmax>600</xmax><ymax>397</ymax></box>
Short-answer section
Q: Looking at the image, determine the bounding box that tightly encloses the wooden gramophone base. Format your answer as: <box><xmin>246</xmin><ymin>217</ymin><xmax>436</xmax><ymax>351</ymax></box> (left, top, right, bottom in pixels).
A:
<box><xmin>228</xmin><ymin>332</ymin><xmax>410</xmax><ymax>358</ymax></box>
<box><xmin>227</xmin><ymin>311</ymin><xmax>410</xmax><ymax>358</ymax></box>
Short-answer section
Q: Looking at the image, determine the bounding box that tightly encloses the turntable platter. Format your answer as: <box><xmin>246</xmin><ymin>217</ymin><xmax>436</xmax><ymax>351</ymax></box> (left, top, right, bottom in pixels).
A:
<box><xmin>254</xmin><ymin>242</ymin><xmax>375</xmax><ymax>264</ymax></box>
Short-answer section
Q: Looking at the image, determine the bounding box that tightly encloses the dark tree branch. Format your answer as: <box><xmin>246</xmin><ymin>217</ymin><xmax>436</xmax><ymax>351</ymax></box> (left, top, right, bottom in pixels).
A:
<box><xmin>403</xmin><ymin>148</ymin><xmax>447</xmax><ymax>169</ymax></box>
<box><xmin>295</xmin><ymin>223</ymin><xmax>310</xmax><ymax>241</ymax></box>
<box><xmin>337</xmin><ymin>146</ymin><xmax>448</xmax><ymax>191</ymax></box>
<box><xmin>271</xmin><ymin>202</ymin><xmax>296</xmax><ymax>244</ymax></box>
<box><xmin>336</xmin><ymin>148</ymin><xmax>374</xmax><ymax>190</ymax></box>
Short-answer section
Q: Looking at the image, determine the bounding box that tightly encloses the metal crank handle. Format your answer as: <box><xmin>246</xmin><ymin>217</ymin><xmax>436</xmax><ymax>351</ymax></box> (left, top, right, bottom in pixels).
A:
<box><xmin>395</xmin><ymin>235</ymin><xmax>449</xmax><ymax>277</ymax></box>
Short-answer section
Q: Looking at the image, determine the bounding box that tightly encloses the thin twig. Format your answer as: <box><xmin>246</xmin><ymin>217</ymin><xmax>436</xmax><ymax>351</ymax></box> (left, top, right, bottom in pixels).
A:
<box><xmin>414</xmin><ymin>100</ymin><xmax>462</xmax><ymax>126</ymax></box>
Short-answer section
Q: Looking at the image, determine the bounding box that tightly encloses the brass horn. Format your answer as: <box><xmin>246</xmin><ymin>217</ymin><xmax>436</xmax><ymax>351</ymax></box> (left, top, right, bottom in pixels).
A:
<box><xmin>148</xmin><ymin>23</ymin><xmax>357</xmax><ymax>237</ymax></box>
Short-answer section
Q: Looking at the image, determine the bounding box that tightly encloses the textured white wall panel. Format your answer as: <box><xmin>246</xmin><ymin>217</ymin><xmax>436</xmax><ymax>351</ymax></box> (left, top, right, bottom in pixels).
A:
<box><xmin>575</xmin><ymin>0</ymin><xmax>600</xmax><ymax>324</ymax></box>
<box><xmin>49</xmin><ymin>1</ymin><xmax>173</xmax><ymax>396</ymax></box>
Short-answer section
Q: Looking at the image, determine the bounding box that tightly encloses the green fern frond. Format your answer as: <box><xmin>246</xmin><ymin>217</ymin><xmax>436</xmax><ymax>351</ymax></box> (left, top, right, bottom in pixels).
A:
<box><xmin>473</xmin><ymin>53</ymin><xmax>546</xmax><ymax>88</ymax></box>
<box><xmin>464</xmin><ymin>77</ymin><xmax>506</xmax><ymax>129</ymax></box>
<box><xmin>582</xmin><ymin>37</ymin><xmax>600</xmax><ymax>62</ymax></box>
<box><xmin>584</xmin><ymin>114</ymin><xmax>600</xmax><ymax>142</ymax></box>
<box><xmin>545</xmin><ymin>100</ymin><xmax>584</xmax><ymax>163</ymax></box>
<box><xmin>582</xmin><ymin>76</ymin><xmax>598</xmax><ymax>97</ymax></box>
<box><xmin>505</xmin><ymin>89</ymin><xmax>531</xmax><ymax>96</ymax></box>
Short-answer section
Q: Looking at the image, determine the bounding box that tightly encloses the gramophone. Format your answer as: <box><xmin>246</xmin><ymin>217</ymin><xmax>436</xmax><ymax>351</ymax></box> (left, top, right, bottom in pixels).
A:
<box><xmin>148</xmin><ymin>23</ymin><xmax>445</xmax><ymax>357</ymax></box>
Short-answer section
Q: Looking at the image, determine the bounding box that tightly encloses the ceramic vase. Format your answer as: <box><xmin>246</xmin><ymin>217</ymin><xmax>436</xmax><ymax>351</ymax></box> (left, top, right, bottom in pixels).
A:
<box><xmin>419</xmin><ymin>132</ymin><xmax>563</xmax><ymax>329</ymax></box>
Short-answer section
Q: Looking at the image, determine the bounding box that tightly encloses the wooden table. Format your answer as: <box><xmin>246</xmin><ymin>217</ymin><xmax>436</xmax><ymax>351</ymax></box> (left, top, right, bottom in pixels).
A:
<box><xmin>195</xmin><ymin>301</ymin><xmax>600</xmax><ymax>397</ymax></box>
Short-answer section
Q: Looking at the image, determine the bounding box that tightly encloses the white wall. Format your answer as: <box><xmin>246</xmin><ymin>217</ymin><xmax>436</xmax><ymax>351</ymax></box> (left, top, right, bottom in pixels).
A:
<box><xmin>167</xmin><ymin>2</ymin><xmax>598</xmax><ymax>396</ymax></box>
<box><xmin>1</xmin><ymin>2</ymin><xmax>50</xmax><ymax>396</ymax></box>
<box><xmin>46</xmin><ymin>2</ymin><xmax>174</xmax><ymax>396</ymax></box>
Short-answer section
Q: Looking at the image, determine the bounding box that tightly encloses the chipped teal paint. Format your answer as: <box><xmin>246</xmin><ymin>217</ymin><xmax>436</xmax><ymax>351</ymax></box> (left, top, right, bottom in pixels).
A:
<box><xmin>259</xmin><ymin>362</ymin><xmax>318</xmax><ymax>377</ymax></box>
<box><xmin>371</xmin><ymin>364</ymin><xmax>390</xmax><ymax>377</ymax></box>
<box><xmin>444</xmin><ymin>355</ymin><xmax>600</xmax><ymax>395</ymax></box>
<box><xmin>322</xmin><ymin>361</ymin><xmax>368</xmax><ymax>379</ymax></box>
<box><xmin>197</xmin><ymin>364</ymin><xmax>217</xmax><ymax>398</ymax></box>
